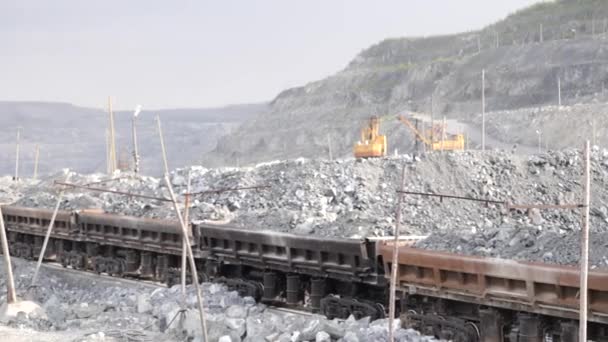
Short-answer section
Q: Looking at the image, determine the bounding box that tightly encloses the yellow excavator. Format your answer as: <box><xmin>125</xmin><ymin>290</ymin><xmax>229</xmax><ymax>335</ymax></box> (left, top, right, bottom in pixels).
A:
<box><xmin>353</xmin><ymin>116</ymin><xmax>387</xmax><ymax>158</ymax></box>
<box><xmin>397</xmin><ymin>115</ymin><xmax>464</xmax><ymax>151</ymax></box>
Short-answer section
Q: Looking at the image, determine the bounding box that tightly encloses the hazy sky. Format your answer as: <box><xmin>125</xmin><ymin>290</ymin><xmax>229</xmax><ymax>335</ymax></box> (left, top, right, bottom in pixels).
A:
<box><xmin>2</xmin><ymin>0</ymin><xmax>540</xmax><ymax>110</ymax></box>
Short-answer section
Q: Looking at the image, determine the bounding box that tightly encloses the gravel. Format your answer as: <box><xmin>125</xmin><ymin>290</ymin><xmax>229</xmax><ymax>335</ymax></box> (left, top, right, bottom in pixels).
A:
<box><xmin>0</xmin><ymin>259</ymin><xmax>438</xmax><ymax>342</ymax></box>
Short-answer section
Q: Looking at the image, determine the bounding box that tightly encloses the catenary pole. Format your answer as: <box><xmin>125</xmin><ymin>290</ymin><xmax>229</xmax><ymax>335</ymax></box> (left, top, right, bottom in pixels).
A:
<box><xmin>14</xmin><ymin>127</ymin><xmax>21</xmax><ymax>181</ymax></box>
<box><xmin>181</xmin><ymin>171</ymin><xmax>192</xmax><ymax>295</ymax></box>
<box><xmin>31</xmin><ymin>173</ymin><xmax>71</xmax><ymax>286</ymax></box>
<box><xmin>0</xmin><ymin>206</ymin><xmax>17</xmax><ymax>303</ymax></box>
<box><xmin>33</xmin><ymin>145</ymin><xmax>40</xmax><ymax>180</ymax></box>
<box><xmin>108</xmin><ymin>97</ymin><xmax>117</xmax><ymax>173</ymax></box>
<box><xmin>579</xmin><ymin>141</ymin><xmax>591</xmax><ymax>341</ymax></box>
<box><xmin>482</xmin><ymin>69</ymin><xmax>486</xmax><ymax>151</ymax></box>
<box><xmin>388</xmin><ymin>165</ymin><xmax>407</xmax><ymax>342</ymax></box>
<box><xmin>165</xmin><ymin>175</ymin><xmax>209</xmax><ymax>342</ymax></box>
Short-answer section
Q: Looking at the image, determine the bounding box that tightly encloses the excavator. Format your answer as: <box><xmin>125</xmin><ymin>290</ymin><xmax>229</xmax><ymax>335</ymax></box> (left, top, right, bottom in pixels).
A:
<box><xmin>353</xmin><ymin>116</ymin><xmax>387</xmax><ymax>158</ymax></box>
<box><xmin>397</xmin><ymin>115</ymin><xmax>464</xmax><ymax>151</ymax></box>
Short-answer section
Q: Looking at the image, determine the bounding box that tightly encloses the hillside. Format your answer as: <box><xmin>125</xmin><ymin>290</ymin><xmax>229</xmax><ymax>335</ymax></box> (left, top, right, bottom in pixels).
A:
<box><xmin>208</xmin><ymin>0</ymin><xmax>608</xmax><ymax>166</ymax></box>
<box><xmin>0</xmin><ymin>101</ymin><xmax>267</xmax><ymax>176</ymax></box>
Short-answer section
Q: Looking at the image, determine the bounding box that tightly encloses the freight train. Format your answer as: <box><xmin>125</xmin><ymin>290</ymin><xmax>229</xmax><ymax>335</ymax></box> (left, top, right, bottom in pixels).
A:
<box><xmin>2</xmin><ymin>204</ymin><xmax>606</xmax><ymax>342</ymax></box>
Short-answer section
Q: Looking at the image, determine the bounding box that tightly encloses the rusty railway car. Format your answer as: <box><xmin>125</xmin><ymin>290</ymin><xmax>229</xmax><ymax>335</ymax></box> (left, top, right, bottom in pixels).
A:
<box><xmin>379</xmin><ymin>243</ymin><xmax>608</xmax><ymax>342</ymax></box>
<box><xmin>2</xmin><ymin>206</ymin><xmax>75</xmax><ymax>260</ymax></box>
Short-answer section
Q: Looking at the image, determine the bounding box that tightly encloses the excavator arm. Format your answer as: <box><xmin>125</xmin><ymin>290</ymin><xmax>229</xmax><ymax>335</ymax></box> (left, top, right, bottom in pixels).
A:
<box><xmin>397</xmin><ymin>115</ymin><xmax>432</xmax><ymax>146</ymax></box>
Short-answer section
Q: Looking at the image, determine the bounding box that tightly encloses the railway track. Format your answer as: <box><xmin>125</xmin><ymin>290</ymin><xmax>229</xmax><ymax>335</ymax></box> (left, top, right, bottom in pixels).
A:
<box><xmin>30</xmin><ymin>259</ymin><xmax>318</xmax><ymax>319</ymax></box>
<box><xmin>37</xmin><ymin>261</ymin><xmax>164</xmax><ymax>290</ymax></box>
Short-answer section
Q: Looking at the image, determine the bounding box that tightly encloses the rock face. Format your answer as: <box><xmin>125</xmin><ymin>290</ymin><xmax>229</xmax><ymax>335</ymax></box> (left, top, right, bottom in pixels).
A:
<box><xmin>207</xmin><ymin>1</ymin><xmax>608</xmax><ymax>166</ymax></box>
<box><xmin>477</xmin><ymin>103</ymin><xmax>608</xmax><ymax>152</ymax></box>
<box><xmin>8</xmin><ymin>147</ymin><xmax>608</xmax><ymax>267</ymax></box>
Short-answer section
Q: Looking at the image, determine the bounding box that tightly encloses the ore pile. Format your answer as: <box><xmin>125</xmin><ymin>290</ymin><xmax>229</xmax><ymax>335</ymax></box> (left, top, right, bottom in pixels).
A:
<box><xmin>10</xmin><ymin>148</ymin><xmax>608</xmax><ymax>241</ymax></box>
<box><xmin>416</xmin><ymin>227</ymin><xmax>608</xmax><ymax>269</ymax></box>
<box><xmin>0</xmin><ymin>259</ymin><xmax>437</xmax><ymax>342</ymax></box>
<box><xmin>0</xmin><ymin>176</ymin><xmax>36</xmax><ymax>205</ymax></box>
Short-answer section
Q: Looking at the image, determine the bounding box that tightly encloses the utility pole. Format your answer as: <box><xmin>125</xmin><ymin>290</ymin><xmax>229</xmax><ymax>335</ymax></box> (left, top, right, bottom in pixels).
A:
<box><xmin>592</xmin><ymin>116</ymin><xmax>597</xmax><ymax>146</ymax></box>
<box><xmin>0</xmin><ymin>206</ymin><xmax>17</xmax><ymax>304</ymax></box>
<box><xmin>108</xmin><ymin>97</ymin><xmax>117</xmax><ymax>174</ymax></box>
<box><xmin>105</xmin><ymin>129</ymin><xmax>109</xmax><ymax>174</ymax></box>
<box><xmin>31</xmin><ymin>173</ymin><xmax>71</xmax><ymax>286</ymax></box>
<box><xmin>33</xmin><ymin>145</ymin><xmax>40</xmax><ymax>180</ymax></box>
<box><xmin>14</xmin><ymin>127</ymin><xmax>21</xmax><ymax>181</ymax></box>
<box><xmin>540</xmin><ymin>23</ymin><xmax>544</xmax><ymax>43</ymax></box>
<box><xmin>580</xmin><ymin>141</ymin><xmax>591</xmax><ymax>342</ymax></box>
<box><xmin>430</xmin><ymin>94</ymin><xmax>434</xmax><ymax>145</ymax></box>
<box><xmin>477</xmin><ymin>35</ymin><xmax>481</xmax><ymax>53</ymax></box>
<box><xmin>558</xmin><ymin>77</ymin><xmax>562</xmax><ymax>107</ymax></box>
<box><xmin>481</xmin><ymin>69</ymin><xmax>486</xmax><ymax>151</ymax></box>
<box><xmin>388</xmin><ymin>165</ymin><xmax>407</xmax><ymax>342</ymax></box>
<box><xmin>441</xmin><ymin>117</ymin><xmax>446</xmax><ymax>152</ymax></box>
<box><xmin>182</xmin><ymin>171</ymin><xmax>191</xmax><ymax>296</ymax></box>
<box><xmin>495</xmin><ymin>31</ymin><xmax>499</xmax><ymax>48</ymax></box>
<box><xmin>132</xmin><ymin>105</ymin><xmax>142</xmax><ymax>174</ymax></box>
<box><xmin>536</xmin><ymin>130</ymin><xmax>542</xmax><ymax>154</ymax></box>
<box><xmin>165</xmin><ymin>176</ymin><xmax>209</xmax><ymax>342</ymax></box>
<box><xmin>327</xmin><ymin>133</ymin><xmax>333</xmax><ymax>161</ymax></box>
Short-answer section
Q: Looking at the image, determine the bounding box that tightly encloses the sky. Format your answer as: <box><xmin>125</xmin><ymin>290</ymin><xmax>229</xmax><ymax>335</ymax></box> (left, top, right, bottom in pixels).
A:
<box><xmin>1</xmin><ymin>0</ymin><xmax>541</xmax><ymax>110</ymax></box>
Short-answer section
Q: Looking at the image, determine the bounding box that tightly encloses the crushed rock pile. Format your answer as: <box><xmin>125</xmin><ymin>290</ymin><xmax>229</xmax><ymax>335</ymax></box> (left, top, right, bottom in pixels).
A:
<box><xmin>7</xmin><ymin>148</ymin><xmax>608</xmax><ymax>265</ymax></box>
<box><xmin>0</xmin><ymin>176</ymin><xmax>36</xmax><ymax>205</ymax></box>
<box><xmin>0</xmin><ymin>259</ymin><xmax>437</xmax><ymax>342</ymax></box>
<box><xmin>415</xmin><ymin>226</ymin><xmax>608</xmax><ymax>269</ymax></box>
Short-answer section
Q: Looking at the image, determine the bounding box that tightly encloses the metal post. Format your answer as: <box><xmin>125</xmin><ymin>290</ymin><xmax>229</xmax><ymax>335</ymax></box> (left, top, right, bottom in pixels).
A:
<box><xmin>441</xmin><ymin>116</ymin><xmax>446</xmax><ymax>152</ymax></box>
<box><xmin>156</xmin><ymin>116</ymin><xmax>171</xmax><ymax>177</ymax></box>
<box><xmin>132</xmin><ymin>117</ymin><xmax>140</xmax><ymax>174</ymax></box>
<box><xmin>14</xmin><ymin>127</ymin><xmax>20</xmax><ymax>181</ymax></box>
<box><xmin>106</xmin><ymin>129</ymin><xmax>111</xmax><ymax>175</ymax></box>
<box><xmin>540</xmin><ymin>23</ymin><xmax>543</xmax><ymax>43</ymax></box>
<box><xmin>132</xmin><ymin>105</ymin><xmax>142</xmax><ymax>174</ymax></box>
<box><xmin>482</xmin><ymin>69</ymin><xmax>486</xmax><ymax>151</ymax></box>
<box><xmin>33</xmin><ymin>145</ymin><xmax>40</xmax><ymax>180</ymax></box>
<box><xmin>592</xmin><ymin>117</ymin><xmax>597</xmax><ymax>146</ymax></box>
<box><xmin>558</xmin><ymin>77</ymin><xmax>562</xmax><ymax>107</ymax></box>
<box><xmin>580</xmin><ymin>141</ymin><xmax>591</xmax><ymax>342</ymax></box>
<box><xmin>31</xmin><ymin>173</ymin><xmax>71</xmax><ymax>286</ymax></box>
<box><xmin>477</xmin><ymin>35</ymin><xmax>481</xmax><ymax>53</ymax></box>
<box><xmin>165</xmin><ymin>175</ymin><xmax>208</xmax><ymax>342</ymax></box>
<box><xmin>388</xmin><ymin>166</ymin><xmax>407</xmax><ymax>342</ymax></box>
<box><xmin>414</xmin><ymin>119</ymin><xmax>420</xmax><ymax>152</ymax></box>
<box><xmin>430</xmin><ymin>94</ymin><xmax>434</xmax><ymax>145</ymax></box>
<box><xmin>108</xmin><ymin>97</ymin><xmax>117</xmax><ymax>173</ymax></box>
<box><xmin>0</xmin><ymin>206</ymin><xmax>16</xmax><ymax>303</ymax></box>
<box><xmin>327</xmin><ymin>133</ymin><xmax>333</xmax><ymax>161</ymax></box>
<box><xmin>181</xmin><ymin>171</ymin><xmax>192</xmax><ymax>296</ymax></box>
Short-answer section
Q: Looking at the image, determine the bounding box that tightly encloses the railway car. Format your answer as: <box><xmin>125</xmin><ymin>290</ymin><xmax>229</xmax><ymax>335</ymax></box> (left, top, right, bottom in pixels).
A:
<box><xmin>196</xmin><ymin>223</ymin><xmax>386</xmax><ymax>319</ymax></box>
<box><xmin>379</xmin><ymin>243</ymin><xmax>608</xmax><ymax>342</ymax></box>
<box><xmin>2</xmin><ymin>204</ymin><xmax>606</xmax><ymax>341</ymax></box>
<box><xmin>2</xmin><ymin>206</ymin><xmax>75</xmax><ymax>260</ymax></box>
